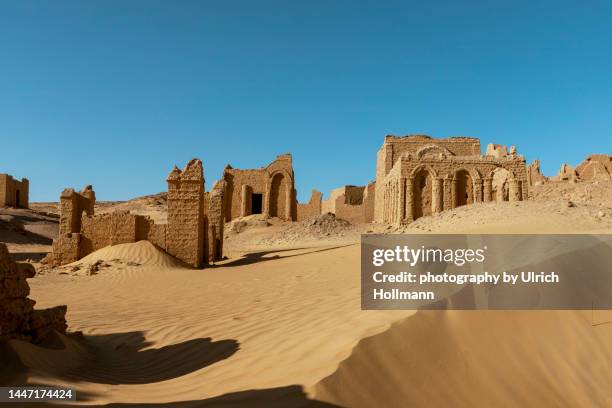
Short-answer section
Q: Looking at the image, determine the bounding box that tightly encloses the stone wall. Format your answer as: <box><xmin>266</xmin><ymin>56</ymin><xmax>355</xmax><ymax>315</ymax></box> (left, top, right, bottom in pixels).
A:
<box><xmin>166</xmin><ymin>159</ymin><xmax>205</xmax><ymax>268</ymax></box>
<box><xmin>376</xmin><ymin>135</ymin><xmax>529</xmax><ymax>224</ymax></box>
<box><xmin>0</xmin><ymin>173</ymin><xmax>29</xmax><ymax>209</ymax></box>
<box><xmin>321</xmin><ymin>183</ymin><xmax>376</xmax><ymax>224</ymax></box>
<box><xmin>1</xmin><ymin>243</ymin><xmax>67</xmax><ymax>343</ymax></box>
<box><xmin>527</xmin><ymin>159</ymin><xmax>548</xmax><ymax>186</ymax></box>
<box><xmin>575</xmin><ymin>154</ymin><xmax>612</xmax><ymax>181</ymax></box>
<box><xmin>205</xmin><ymin>179</ymin><xmax>227</xmax><ymax>263</ymax></box>
<box><xmin>374</xmin><ymin>135</ymin><xmax>481</xmax><ymax>223</ymax></box>
<box><xmin>297</xmin><ymin>189</ymin><xmax>323</xmax><ymax>221</ymax></box>
<box><xmin>223</xmin><ymin>154</ymin><xmax>296</xmax><ymax>221</ymax></box>
<box><xmin>47</xmin><ymin>158</ymin><xmax>225</xmax><ymax>269</ymax></box>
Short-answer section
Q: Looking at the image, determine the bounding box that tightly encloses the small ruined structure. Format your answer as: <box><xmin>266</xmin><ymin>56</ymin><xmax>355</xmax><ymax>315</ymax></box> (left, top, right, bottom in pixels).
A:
<box><xmin>0</xmin><ymin>173</ymin><xmax>29</xmax><ymax>208</ymax></box>
<box><xmin>552</xmin><ymin>163</ymin><xmax>579</xmax><ymax>182</ymax></box>
<box><xmin>527</xmin><ymin>159</ymin><xmax>548</xmax><ymax>186</ymax></box>
<box><xmin>375</xmin><ymin>135</ymin><xmax>529</xmax><ymax>224</ymax></box>
<box><xmin>223</xmin><ymin>154</ymin><xmax>296</xmax><ymax>221</ymax></box>
<box><xmin>297</xmin><ymin>189</ymin><xmax>323</xmax><ymax>221</ymax></box>
<box><xmin>574</xmin><ymin>154</ymin><xmax>612</xmax><ymax>181</ymax></box>
<box><xmin>47</xmin><ymin>159</ymin><xmax>225</xmax><ymax>268</ymax></box>
<box><xmin>319</xmin><ymin>183</ymin><xmax>376</xmax><ymax>224</ymax></box>
<box><xmin>551</xmin><ymin>155</ymin><xmax>612</xmax><ymax>183</ymax></box>
<box><xmin>0</xmin><ymin>243</ymin><xmax>67</xmax><ymax>343</ymax></box>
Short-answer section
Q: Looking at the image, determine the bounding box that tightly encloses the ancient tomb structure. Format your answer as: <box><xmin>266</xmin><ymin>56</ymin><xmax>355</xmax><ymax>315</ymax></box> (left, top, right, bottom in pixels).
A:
<box><xmin>375</xmin><ymin>135</ymin><xmax>529</xmax><ymax>224</ymax></box>
<box><xmin>0</xmin><ymin>173</ymin><xmax>29</xmax><ymax>208</ymax></box>
<box><xmin>296</xmin><ymin>189</ymin><xmax>323</xmax><ymax>221</ymax></box>
<box><xmin>575</xmin><ymin>155</ymin><xmax>612</xmax><ymax>181</ymax></box>
<box><xmin>47</xmin><ymin>159</ymin><xmax>226</xmax><ymax>268</ymax></box>
<box><xmin>1</xmin><ymin>243</ymin><xmax>67</xmax><ymax>343</ymax></box>
<box><xmin>319</xmin><ymin>183</ymin><xmax>376</xmax><ymax>223</ymax></box>
<box><xmin>527</xmin><ymin>159</ymin><xmax>548</xmax><ymax>186</ymax></box>
<box><xmin>551</xmin><ymin>155</ymin><xmax>612</xmax><ymax>182</ymax></box>
<box><xmin>223</xmin><ymin>154</ymin><xmax>296</xmax><ymax>221</ymax></box>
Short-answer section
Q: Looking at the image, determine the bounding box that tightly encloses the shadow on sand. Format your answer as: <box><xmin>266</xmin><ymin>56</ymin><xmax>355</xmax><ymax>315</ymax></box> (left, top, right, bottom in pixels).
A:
<box><xmin>219</xmin><ymin>244</ymin><xmax>355</xmax><ymax>268</ymax></box>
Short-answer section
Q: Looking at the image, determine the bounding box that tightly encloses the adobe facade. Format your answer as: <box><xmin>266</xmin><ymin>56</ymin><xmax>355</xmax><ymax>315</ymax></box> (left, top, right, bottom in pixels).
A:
<box><xmin>223</xmin><ymin>154</ymin><xmax>296</xmax><ymax>221</ymax></box>
<box><xmin>319</xmin><ymin>183</ymin><xmax>376</xmax><ymax>223</ymax></box>
<box><xmin>375</xmin><ymin>135</ymin><xmax>529</xmax><ymax>224</ymax></box>
<box><xmin>297</xmin><ymin>189</ymin><xmax>323</xmax><ymax>221</ymax></box>
<box><xmin>46</xmin><ymin>159</ymin><xmax>226</xmax><ymax>268</ymax></box>
<box><xmin>0</xmin><ymin>173</ymin><xmax>29</xmax><ymax>208</ymax></box>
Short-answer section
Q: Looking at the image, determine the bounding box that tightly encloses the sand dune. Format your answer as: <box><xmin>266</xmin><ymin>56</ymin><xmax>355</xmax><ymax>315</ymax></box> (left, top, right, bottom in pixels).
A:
<box><xmin>315</xmin><ymin>310</ymin><xmax>612</xmax><ymax>407</ymax></box>
<box><xmin>2</xmin><ymin>188</ymin><xmax>612</xmax><ymax>406</ymax></box>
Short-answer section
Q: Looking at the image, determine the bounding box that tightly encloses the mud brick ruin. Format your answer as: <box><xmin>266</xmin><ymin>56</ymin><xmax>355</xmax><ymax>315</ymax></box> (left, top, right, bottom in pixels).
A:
<box><xmin>527</xmin><ymin>159</ymin><xmax>547</xmax><ymax>186</ymax></box>
<box><xmin>296</xmin><ymin>189</ymin><xmax>323</xmax><ymax>221</ymax></box>
<box><xmin>374</xmin><ymin>135</ymin><xmax>529</xmax><ymax>224</ymax></box>
<box><xmin>552</xmin><ymin>154</ymin><xmax>612</xmax><ymax>182</ymax></box>
<box><xmin>0</xmin><ymin>173</ymin><xmax>29</xmax><ymax>208</ymax></box>
<box><xmin>223</xmin><ymin>154</ymin><xmax>297</xmax><ymax>221</ymax></box>
<box><xmin>47</xmin><ymin>159</ymin><xmax>226</xmax><ymax>268</ymax></box>
<box><xmin>0</xmin><ymin>243</ymin><xmax>67</xmax><ymax>343</ymax></box>
<box><xmin>319</xmin><ymin>183</ymin><xmax>376</xmax><ymax>224</ymax></box>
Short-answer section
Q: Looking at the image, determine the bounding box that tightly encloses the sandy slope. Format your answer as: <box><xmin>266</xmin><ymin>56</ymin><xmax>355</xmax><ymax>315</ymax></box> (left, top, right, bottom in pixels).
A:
<box><xmin>3</xmin><ymin>184</ymin><xmax>612</xmax><ymax>407</ymax></box>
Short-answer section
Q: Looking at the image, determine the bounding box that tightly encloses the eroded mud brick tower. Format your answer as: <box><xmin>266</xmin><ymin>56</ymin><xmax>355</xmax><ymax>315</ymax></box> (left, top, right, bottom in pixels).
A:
<box><xmin>167</xmin><ymin>159</ymin><xmax>206</xmax><ymax>268</ymax></box>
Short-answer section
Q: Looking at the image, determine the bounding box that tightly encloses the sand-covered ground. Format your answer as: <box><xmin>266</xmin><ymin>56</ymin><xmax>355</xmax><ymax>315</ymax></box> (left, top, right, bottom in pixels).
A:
<box><xmin>2</xmin><ymin>181</ymin><xmax>612</xmax><ymax>407</ymax></box>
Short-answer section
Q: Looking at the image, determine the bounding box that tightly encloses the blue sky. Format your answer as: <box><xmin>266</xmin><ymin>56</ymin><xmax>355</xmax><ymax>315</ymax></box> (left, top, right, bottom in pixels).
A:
<box><xmin>1</xmin><ymin>0</ymin><xmax>611</xmax><ymax>202</ymax></box>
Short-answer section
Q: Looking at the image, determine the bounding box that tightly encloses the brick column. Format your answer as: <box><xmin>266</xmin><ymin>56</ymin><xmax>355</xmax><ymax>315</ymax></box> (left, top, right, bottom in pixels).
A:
<box><xmin>240</xmin><ymin>185</ymin><xmax>249</xmax><ymax>217</ymax></box>
<box><xmin>432</xmin><ymin>178</ymin><xmax>443</xmax><ymax>213</ymax></box>
<box><xmin>405</xmin><ymin>177</ymin><xmax>414</xmax><ymax>222</ymax></box>
<box><xmin>443</xmin><ymin>178</ymin><xmax>452</xmax><ymax>210</ymax></box>
<box><xmin>483</xmin><ymin>177</ymin><xmax>492</xmax><ymax>202</ymax></box>
<box><xmin>509</xmin><ymin>179</ymin><xmax>520</xmax><ymax>202</ymax></box>
<box><xmin>473</xmin><ymin>178</ymin><xmax>483</xmax><ymax>203</ymax></box>
<box><xmin>285</xmin><ymin>180</ymin><xmax>293</xmax><ymax>221</ymax></box>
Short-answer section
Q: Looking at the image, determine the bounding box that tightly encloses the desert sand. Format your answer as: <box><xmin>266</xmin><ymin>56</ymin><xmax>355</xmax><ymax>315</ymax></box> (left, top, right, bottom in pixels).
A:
<box><xmin>2</xmin><ymin>181</ymin><xmax>612</xmax><ymax>407</ymax></box>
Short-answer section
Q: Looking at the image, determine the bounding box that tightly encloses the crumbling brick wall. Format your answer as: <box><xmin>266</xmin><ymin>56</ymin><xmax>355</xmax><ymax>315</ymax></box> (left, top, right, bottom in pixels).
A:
<box><xmin>47</xmin><ymin>159</ymin><xmax>225</xmax><ymax>269</ymax></box>
<box><xmin>575</xmin><ymin>155</ymin><xmax>612</xmax><ymax>181</ymax></box>
<box><xmin>297</xmin><ymin>189</ymin><xmax>322</xmax><ymax>221</ymax></box>
<box><xmin>375</xmin><ymin>135</ymin><xmax>482</xmax><ymax>223</ymax></box>
<box><xmin>376</xmin><ymin>135</ymin><xmax>529</xmax><ymax>224</ymax></box>
<box><xmin>1</xmin><ymin>243</ymin><xmax>67</xmax><ymax>343</ymax></box>
<box><xmin>166</xmin><ymin>159</ymin><xmax>206</xmax><ymax>268</ymax></box>
<box><xmin>0</xmin><ymin>174</ymin><xmax>29</xmax><ymax>209</ymax></box>
<box><xmin>204</xmin><ymin>179</ymin><xmax>226</xmax><ymax>263</ymax></box>
<box><xmin>223</xmin><ymin>154</ymin><xmax>296</xmax><ymax>221</ymax></box>
<box><xmin>527</xmin><ymin>159</ymin><xmax>548</xmax><ymax>186</ymax></box>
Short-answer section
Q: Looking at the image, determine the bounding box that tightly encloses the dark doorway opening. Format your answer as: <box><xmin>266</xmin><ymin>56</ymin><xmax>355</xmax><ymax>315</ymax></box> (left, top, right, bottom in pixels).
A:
<box><xmin>15</xmin><ymin>190</ymin><xmax>20</xmax><ymax>208</ymax></box>
<box><xmin>251</xmin><ymin>193</ymin><xmax>263</xmax><ymax>214</ymax></box>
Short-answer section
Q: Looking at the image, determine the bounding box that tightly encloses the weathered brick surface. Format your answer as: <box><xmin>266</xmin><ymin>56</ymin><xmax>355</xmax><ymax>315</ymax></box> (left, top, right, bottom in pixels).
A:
<box><xmin>205</xmin><ymin>180</ymin><xmax>227</xmax><ymax>263</ymax></box>
<box><xmin>297</xmin><ymin>189</ymin><xmax>323</xmax><ymax>221</ymax></box>
<box><xmin>0</xmin><ymin>173</ymin><xmax>29</xmax><ymax>208</ymax></box>
<box><xmin>0</xmin><ymin>243</ymin><xmax>67</xmax><ymax>343</ymax></box>
<box><xmin>375</xmin><ymin>135</ymin><xmax>529</xmax><ymax>224</ymax></box>
<box><xmin>47</xmin><ymin>159</ymin><xmax>226</xmax><ymax>268</ymax></box>
<box><xmin>167</xmin><ymin>159</ymin><xmax>205</xmax><ymax>267</ymax></box>
<box><xmin>223</xmin><ymin>154</ymin><xmax>296</xmax><ymax>221</ymax></box>
<box><xmin>575</xmin><ymin>155</ymin><xmax>612</xmax><ymax>181</ymax></box>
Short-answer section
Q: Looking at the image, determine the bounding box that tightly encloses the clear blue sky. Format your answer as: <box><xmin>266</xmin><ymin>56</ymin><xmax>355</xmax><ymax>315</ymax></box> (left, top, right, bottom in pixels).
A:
<box><xmin>1</xmin><ymin>1</ymin><xmax>611</xmax><ymax>202</ymax></box>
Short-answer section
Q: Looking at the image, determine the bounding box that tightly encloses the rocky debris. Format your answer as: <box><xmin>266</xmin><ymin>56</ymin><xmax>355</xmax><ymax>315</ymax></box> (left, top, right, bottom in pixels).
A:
<box><xmin>258</xmin><ymin>213</ymin><xmax>356</xmax><ymax>245</ymax></box>
<box><xmin>530</xmin><ymin>181</ymin><xmax>612</xmax><ymax>209</ymax></box>
<box><xmin>0</xmin><ymin>243</ymin><xmax>67</xmax><ymax>343</ymax></box>
<box><xmin>227</xmin><ymin>215</ymin><xmax>273</xmax><ymax>234</ymax></box>
<box><xmin>301</xmin><ymin>213</ymin><xmax>352</xmax><ymax>235</ymax></box>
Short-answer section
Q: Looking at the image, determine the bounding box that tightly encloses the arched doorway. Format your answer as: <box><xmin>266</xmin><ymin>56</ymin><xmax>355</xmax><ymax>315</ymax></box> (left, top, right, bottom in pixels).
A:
<box><xmin>455</xmin><ymin>170</ymin><xmax>473</xmax><ymax>207</ymax></box>
<box><xmin>413</xmin><ymin>169</ymin><xmax>433</xmax><ymax>220</ymax></box>
<box><xmin>491</xmin><ymin>168</ymin><xmax>510</xmax><ymax>202</ymax></box>
<box><xmin>269</xmin><ymin>173</ymin><xmax>286</xmax><ymax>219</ymax></box>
